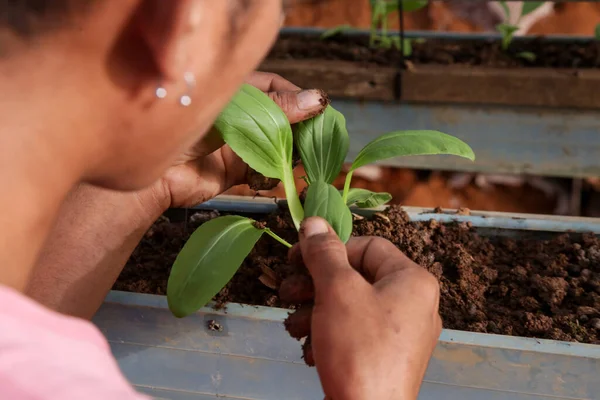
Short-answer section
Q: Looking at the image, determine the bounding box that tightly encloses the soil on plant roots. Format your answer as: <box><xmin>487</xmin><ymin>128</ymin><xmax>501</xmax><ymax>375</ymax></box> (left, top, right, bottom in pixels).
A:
<box><xmin>115</xmin><ymin>207</ymin><xmax>600</xmax><ymax>344</ymax></box>
<box><xmin>268</xmin><ymin>33</ymin><xmax>600</xmax><ymax>69</ymax></box>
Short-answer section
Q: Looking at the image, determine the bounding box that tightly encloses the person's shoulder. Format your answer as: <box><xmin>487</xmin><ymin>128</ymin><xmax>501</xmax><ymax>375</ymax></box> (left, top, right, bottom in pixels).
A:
<box><xmin>0</xmin><ymin>284</ymin><xmax>108</xmax><ymax>349</ymax></box>
<box><xmin>0</xmin><ymin>285</ymin><xmax>149</xmax><ymax>400</ymax></box>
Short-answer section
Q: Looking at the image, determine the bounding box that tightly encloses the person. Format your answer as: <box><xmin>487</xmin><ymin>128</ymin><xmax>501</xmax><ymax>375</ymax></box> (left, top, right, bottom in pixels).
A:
<box><xmin>0</xmin><ymin>1</ymin><xmax>441</xmax><ymax>399</ymax></box>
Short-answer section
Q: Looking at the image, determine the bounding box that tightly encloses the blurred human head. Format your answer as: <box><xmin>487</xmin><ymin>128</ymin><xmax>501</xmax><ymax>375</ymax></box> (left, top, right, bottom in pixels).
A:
<box><xmin>0</xmin><ymin>0</ymin><xmax>283</xmax><ymax>189</ymax></box>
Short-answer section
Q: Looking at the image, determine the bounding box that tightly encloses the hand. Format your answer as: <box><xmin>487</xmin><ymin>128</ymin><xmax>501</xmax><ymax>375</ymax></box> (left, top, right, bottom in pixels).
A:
<box><xmin>283</xmin><ymin>218</ymin><xmax>442</xmax><ymax>400</ymax></box>
<box><xmin>146</xmin><ymin>72</ymin><xmax>328</xmax><ymax>210</ymax></box>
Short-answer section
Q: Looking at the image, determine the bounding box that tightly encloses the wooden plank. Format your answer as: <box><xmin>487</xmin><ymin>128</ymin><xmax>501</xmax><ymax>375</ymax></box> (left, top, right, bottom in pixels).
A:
<box><xmin>403</xmin><ymin>65</ymin><xmax>600</xmax><ymax>109</ymax></box>
<box><xmin>260</xmin><ymin>59</ymin><xmax>397</xmax><ymax>101</ymax></box>
<box><xmin>260</xmin><ymin>59</ymin><xmax>600</xmax><ymax>109</ymax></box>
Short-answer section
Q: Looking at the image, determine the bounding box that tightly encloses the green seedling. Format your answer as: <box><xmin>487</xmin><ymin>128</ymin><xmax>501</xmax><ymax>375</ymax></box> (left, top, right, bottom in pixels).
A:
<box><xmin>166</xmin><ymin>84</ymin><xmax>475</xmax><ymax>318</ymax></box>
<box><xmin>320</xmin><ymin>1</ymin><xmax>425</xmax><ymax>56</ymax></box>
<box><xmin>320</xmin><ymin>24</ymin><xmax>357</xmax><ymax>40</ymax></box>
<box><xmin>369</xmin><ymin>0</ymin><xmax>427</xmax><ymax>55</ymax></box>
<box><xmin>497</xmin><ymin>1</ymin><xmax>543</xmax><ymax>56</ymax></box>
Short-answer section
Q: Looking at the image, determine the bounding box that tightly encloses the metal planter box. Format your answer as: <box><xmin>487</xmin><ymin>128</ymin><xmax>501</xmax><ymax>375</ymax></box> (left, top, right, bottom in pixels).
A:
<box><xmin>94</xmin><ymin>197</ymin><xmax>600</xmax><ymax>400</ymax></box>
<box><xmin>262</xmin><ymin>28</ymin><xmax>600</xmax><ymax>178</ymax></box>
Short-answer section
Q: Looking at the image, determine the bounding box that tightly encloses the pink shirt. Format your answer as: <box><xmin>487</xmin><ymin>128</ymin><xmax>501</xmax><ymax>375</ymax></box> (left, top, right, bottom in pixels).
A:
<box><xmin>0</xmin><ymin>285</ymin><xmax>146</xmax><ymax>399</ymax></box>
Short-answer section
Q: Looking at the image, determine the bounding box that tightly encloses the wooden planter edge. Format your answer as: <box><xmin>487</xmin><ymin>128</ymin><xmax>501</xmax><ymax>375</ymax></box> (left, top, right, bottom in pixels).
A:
<box><xmin>261</xmin><ymin>59</ymin><xmax>600</xmax><ymax>109</ymax></box>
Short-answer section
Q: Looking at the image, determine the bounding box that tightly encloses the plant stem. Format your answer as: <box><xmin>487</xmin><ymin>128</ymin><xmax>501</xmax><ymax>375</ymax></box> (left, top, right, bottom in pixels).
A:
<box><xmin>265</xmin><ymin>229</ymin><xmax>292</xmax><ymax>248</ymax></box>
<box><xmin>342</xmin><ymin>171</ymin><xmax>353</xmax><ymax>204</ymax></box>
<box><xmin>282</xmin><ymin>166</ymin><xmax>304</xmax><ymax>231</ymax></box>
<box><xmin>369</xmin><ymin>1</ymin><xmax>383</xmax><ymax>47</ymax></box>
<box><xmin>381</xmin><ymin>6</ymin><xmax>388</xmax><ymax>39</ymax></box>
<box><xmin>369</xmin><ymin>12</ymin><xmax>377</xmax><ymax>46</ymax></box>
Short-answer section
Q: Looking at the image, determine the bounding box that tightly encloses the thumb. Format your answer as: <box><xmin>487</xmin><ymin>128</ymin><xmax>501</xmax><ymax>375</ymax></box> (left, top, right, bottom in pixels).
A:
<box><xmin>299</xmin><ymin>217</ymin><xmax>355</xmax><ymax>295</ymax></box>
<box><xmin>268</xmin><ymin>89</ymin><xmax>329</xmax><ymax>124</ymax></box>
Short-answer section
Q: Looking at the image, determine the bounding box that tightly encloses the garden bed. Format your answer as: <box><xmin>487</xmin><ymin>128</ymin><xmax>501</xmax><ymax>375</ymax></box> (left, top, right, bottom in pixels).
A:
<box><xmin>260</xmin><ymin>29</ymin><xmax>600</xmax><ymax>108</ymax></box>
<box><xmin>115</xmin><ymin>200</ymin><xmax>600</xmax><ymax>344</ymax></box>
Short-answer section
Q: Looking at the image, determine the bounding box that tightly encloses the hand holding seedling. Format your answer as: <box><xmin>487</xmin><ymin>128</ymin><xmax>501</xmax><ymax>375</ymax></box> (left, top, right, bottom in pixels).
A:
<box><xmin>152</xmin><ymin>72</ymin><xmax>328</xmax><ymax>208</ymax></box>
<box><xmin>282</xmin><ymin>217</ymin><xmax>441</xmax><ymax>399</ymax></box>
<box><xmin>167</xmin><ymin>83</ymin><xmax>474</xmax><ymax>319</ymax></box>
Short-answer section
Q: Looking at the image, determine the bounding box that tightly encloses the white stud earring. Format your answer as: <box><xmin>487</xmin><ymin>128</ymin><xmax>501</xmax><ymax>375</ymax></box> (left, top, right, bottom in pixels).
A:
<box><xmin>180</xmin><ymin>72</ymin><xmax>195</xmax><ymax>107</ymax></box>
<box><xmin>155</xmin><ymin>85</ymin><xmax>167</xmax><ymax>99</ymax></box>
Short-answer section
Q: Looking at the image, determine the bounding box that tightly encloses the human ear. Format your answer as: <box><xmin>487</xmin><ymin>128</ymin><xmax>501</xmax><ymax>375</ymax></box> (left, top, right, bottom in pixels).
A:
<box><xmin>135</xmin><ymin>0</ymin><xmax>204</xmax><ymax>81</ymax></box>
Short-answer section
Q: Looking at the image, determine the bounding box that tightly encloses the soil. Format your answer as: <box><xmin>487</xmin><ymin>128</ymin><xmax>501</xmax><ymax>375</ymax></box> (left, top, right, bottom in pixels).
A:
<box><xmin>115</xmin><ymin>207</ymin><xmax>600</xmax><ymax>344</ymax></box>
<box><xmin>268</xmin><ymin>33</ymin><xmax>600</xmax><ymax>69</ymax></box>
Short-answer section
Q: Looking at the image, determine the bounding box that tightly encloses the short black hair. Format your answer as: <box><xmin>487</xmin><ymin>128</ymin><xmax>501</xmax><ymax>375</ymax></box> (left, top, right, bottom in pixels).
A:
<box><xmin>0</xmin><ymin>0</ymin><xmax>92</xmax><ymax>37</ymax></box>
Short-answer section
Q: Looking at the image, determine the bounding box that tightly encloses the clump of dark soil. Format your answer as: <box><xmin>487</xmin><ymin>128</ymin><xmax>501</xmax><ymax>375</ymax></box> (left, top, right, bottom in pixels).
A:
<box><xmin>268</xmin><ymin>33</ymin><xmax>600</xmax><ymax>69</ymax></box>
<box><xmin>115</xmin><ymin>206</ymin><xmax>600</xmax><ymax>344</ymax></box>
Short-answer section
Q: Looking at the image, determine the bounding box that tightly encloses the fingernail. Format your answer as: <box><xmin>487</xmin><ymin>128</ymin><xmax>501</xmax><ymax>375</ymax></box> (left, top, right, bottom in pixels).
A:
<box><xmin>297</xmin><ymin>89</ymin><xmax>327</xmax><ymax>111</ymax></box>
<box><xmin>301</xmin><ymin>218</ymin><xmax>329</xmax><ymax>238</ymax></box>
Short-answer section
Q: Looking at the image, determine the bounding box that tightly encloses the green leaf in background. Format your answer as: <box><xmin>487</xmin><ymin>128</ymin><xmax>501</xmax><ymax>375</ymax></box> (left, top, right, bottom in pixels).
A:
<box><xmin>516</xmin><ymin>51</ymin><xmax>537</xmax><ymax>62</ymax></box>
<box><xmin>320</xmin><ymin>24</ymin><xmax>355</xmax><ymax>40</ymax></box>
<box><xmin>369</xmin><ymin>0</ymin><xmax>427</xmax><ymax>15</ymax></box>
<box><xmin>295</xmin><ymin>106</ymin><xmax>349</xmax><ymax>184</ymax></box>
<box><xmin>401</xmin><ymin>0</ymin><xmax>428</xmax><ymax>12</ymax></box>
<box><xmin>345</xmin><ymin>188</ymin><xmax>392</xmax><ymax>208</ymax></box>
<box><xmin>304</xmin><ymin>181</ymin><xmax>353</xmax><ymax>243</ymax></box>
<box><xmin>215</xmin><ymin>84</ymin><xmax>293</xmax><ymax>180</ymax></box>
<box><xmin>391</xmin><ymin>37</ymin><xmax>413</xmax><ymax>57</ymax></box>
<box><xmin>497</xmin><ymin>23</ymin><xmax>519</xmax><ymax>50</ymax></box>
<box><xmin>499</xmin><ymin>1</ymin><xmax>510</xmax><ymax>19</ymax></box>
<box><xmin>521</xmin><ymin>1</ymin><xmax>544</xmax><ymax>17</ymax></box>
<box><xmin>595</xmin><ymin>23</ymin><xmax>600</xmax><ymax>40</ymax></box>
<box><xmin>167</xmin><ymin>216</ymin><xmax>264</xmax><ymax>318</ymax></box>
<box><xmin>349</xmin><ymin>130</ymin><xmax>475</xmax><ymax>173</ymax></box>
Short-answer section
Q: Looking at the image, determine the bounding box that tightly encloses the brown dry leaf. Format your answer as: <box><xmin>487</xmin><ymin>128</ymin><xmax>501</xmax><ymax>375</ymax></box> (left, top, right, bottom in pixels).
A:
<box><xmin>260</xmin><ymin>265</ymin><xmax>278</xmax><ymax>281</ymax></box>
<box><xmin>258</xmin><ymin>274</ymin><xmax>278</xmax><ymax>290</ymax></box>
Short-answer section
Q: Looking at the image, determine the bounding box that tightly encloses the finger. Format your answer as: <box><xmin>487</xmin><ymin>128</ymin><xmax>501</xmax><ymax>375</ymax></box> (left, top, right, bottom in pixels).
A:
<box><xmin>267</xmin><ymin>89</ymin><xmax>329</xmax><ymax>124</ymax></box>
<box><xmin>165</xmin><ymin>147</ymin><xmax>248</xmax><ymax>207</ymax></box>
<box><xmin>299</xmin><ymin>217</ymin><xmax>360</xmax><ymax>295</ymax></box>
<box><xmin>345</xmin><ymin>236</ymin><xmax>419</xmax><ymax>283</ymax></box>
<box><xmin>284</xmin><ymin>306</ymin><xmax>312</xmax><ymax>339</ymax></box>
<box><xmin>245</xmin><ymin>71</ymin><xmax>301</xmax><ymax>92</ymax></box>
<box><xmin>279</xmin><ymin>274</ymin><xmax>314</xmax><ymax>303</ymax></box>
<box><xmin>288</xmin><ymin>243</ymin><xmax>303</xmax><ymax>269</ymax></box>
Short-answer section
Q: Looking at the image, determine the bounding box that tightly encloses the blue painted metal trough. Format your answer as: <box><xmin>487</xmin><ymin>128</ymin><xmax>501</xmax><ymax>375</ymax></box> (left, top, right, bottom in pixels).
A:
<box><xmin>93</xmin><ymin>196</ymin><xmax>600</xmax><ymax>400</ymax></box>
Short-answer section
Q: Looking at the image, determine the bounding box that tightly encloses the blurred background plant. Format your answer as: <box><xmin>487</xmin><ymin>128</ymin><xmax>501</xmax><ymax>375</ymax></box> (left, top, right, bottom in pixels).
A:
<box><xmin>228</xmin><ymin>1</ymin><xmax>600</xmax><ymax>217</ymax></box>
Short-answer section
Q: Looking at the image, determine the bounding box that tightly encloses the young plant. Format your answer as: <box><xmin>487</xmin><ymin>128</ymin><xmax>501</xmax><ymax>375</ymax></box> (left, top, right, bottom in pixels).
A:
<box><xmin>166</xmin><ymin>84</ymin><xmax>475</xmax><ymax>318</ymax></box>
<box><xmin>320</xmin><ymin>24</ymin><xmax>357</xmax><ymax>40</ymax></box>
<box><xmin>497</xmin><ymin>1</ymin><xmax>543</xmax><ymax>61</ymax></box>
<box><xmin>369</xmin><ymin>0</ymin><xmax>427</xmax><ymax>56</ymax></box>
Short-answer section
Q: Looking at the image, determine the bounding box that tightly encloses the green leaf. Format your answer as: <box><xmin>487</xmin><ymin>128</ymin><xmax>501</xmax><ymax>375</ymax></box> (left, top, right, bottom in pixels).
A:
<box><xmin>369</xmin><ymin>0</ymin><xmax>427</xmax><ymax>15</ymax></box>
<box><xmin>349</xmin><ymin>130</ymin><xmax>475</xmax><ymax>172</ymax></box>
<box><xmin>496</xmin><ymin>23</ymin><xmax>519</xmax><ymax>50</ymax></box>
<box><xmin>391</xmin><ymin>37</ymin><xmax>413</xmax><ymax>57</ymax></box>
<box><xmin>516</xmin><ymin>51</ymin><xmax>537</xmax><ymax>62</ymax></box>
<box><xmin>378</xmin><ymin>35</ymin><xmax>393</xmax><ymax>49</ymax></box>
<box><xmin>345</xmin><ymin>188</ymin><xmax>392</xmax><ymax>208</ymax></box>
<box><xmin>295</xmin><ymin>106</ymin><xmax>349</xmax><ymax>184</ymax></box>
<box><xmin>167</xmin><ymin>216</ymin><xmax>264</xmax><ymax>318</ymax></box>
<box><xmin>215</xmin><ymin>84</ymin><xmax>293</xmax><ymax>180</ymax></box>
<box><xmin>402</xmin><ymin>0</ymin><xmax>428</xmax><ymax>12</ymax></box>
<box><xmin>304</xmin><ymin>181</ymin><xmax>353</xmax><ymax>243</ymax></box>
<box><xmin>499</xmin><ymin>1</ymin><xmax>510</xmax><ymax>19</ymax></box>
<box><xmin>595</xmin><ymin>23</ymin><xmax>600</xmax><ymax>40</ymax></box>
<box><xmin>320</xmin><ymin>24</ymin><xmax>355</xmax><ymax>40</ymax></box>
<box><xmin>521</xmin><ymin>1</ymin><xmax>544</xmax><ymax>17</ymax></box>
